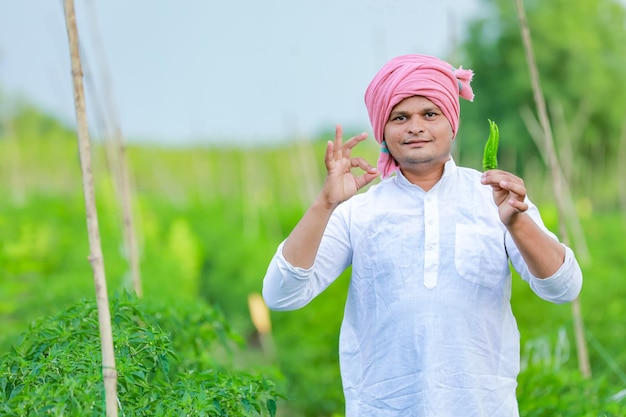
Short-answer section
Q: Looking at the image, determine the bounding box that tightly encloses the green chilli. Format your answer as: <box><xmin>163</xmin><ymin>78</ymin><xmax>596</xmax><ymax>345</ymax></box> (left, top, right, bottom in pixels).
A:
<box><xmin>482</xmin><ymin>119</ymin><xmax>499</xmax><ymax>171</ymax></box>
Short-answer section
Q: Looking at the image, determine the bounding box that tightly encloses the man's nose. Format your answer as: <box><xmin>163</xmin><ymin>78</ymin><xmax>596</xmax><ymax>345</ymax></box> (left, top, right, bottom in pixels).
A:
<box><xmin>407</xmin><ymin>117</ymin><xmax>424</xmax><ymax>135</ymax></box>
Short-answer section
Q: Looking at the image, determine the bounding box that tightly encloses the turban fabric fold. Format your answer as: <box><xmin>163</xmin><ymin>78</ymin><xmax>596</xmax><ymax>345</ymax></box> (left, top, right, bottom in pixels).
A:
<box><xmin>364</xmin><ymin>54</ymin><xmax>475</xmax><ymax>178</ymax></box>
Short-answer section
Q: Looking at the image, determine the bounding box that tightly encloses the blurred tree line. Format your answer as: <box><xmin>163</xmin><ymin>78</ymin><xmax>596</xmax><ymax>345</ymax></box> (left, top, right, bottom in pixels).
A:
<box><xmin>454</xmin><ymin>0</ymin><xmax>626</xmax><ymax>209</ymax></box>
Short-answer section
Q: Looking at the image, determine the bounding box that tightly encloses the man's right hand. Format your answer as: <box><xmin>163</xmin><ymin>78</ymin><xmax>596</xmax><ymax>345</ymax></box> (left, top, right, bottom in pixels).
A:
<box><xmin>320</xmin><ymin>124</ymin><xmax>379</xmax><ymax>209</ymax></box>
<box><xmin>282</xmin><ymin>125</ymin><xmax>378</xmax><ymax>268</ymax></box>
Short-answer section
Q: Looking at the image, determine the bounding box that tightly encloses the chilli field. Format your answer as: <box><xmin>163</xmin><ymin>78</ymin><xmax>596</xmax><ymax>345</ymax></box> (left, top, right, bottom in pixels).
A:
<box><xmin>0</xmin><ymin>106</ymin><xmax>625</xmax><ymax>416</ymax></box>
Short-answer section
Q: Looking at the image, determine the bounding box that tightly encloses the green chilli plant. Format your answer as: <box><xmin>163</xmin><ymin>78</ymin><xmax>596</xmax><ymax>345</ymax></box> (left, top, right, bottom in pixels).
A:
<box><xmin>0</xmin><ymin>293</ymin><xmax>283</xmax><ymax>416</ymax></box>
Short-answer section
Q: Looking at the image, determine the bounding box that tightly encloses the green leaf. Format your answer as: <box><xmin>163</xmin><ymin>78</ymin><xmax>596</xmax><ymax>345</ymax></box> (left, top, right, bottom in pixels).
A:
<box><xmin>267</xmin><ymin>398</ymin><xmax>277</xmax><ymax>417</ymax></box>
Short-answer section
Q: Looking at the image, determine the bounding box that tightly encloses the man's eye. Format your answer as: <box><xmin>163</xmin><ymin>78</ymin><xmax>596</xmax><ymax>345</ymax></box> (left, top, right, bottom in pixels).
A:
<box><xmin>394</xmin><ymin>115</ymin><xmax>407</xmax><ymax>121</ymax></box>
<box><xmin>425</xmin><ymin>112</ymin><xmax>436</xmax><ymax>118</ymax></box>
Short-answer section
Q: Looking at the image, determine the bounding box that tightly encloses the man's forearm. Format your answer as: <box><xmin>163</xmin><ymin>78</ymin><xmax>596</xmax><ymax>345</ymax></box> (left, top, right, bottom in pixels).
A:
<box><xmin>506</xmin><ymin>212</ymin><xmax>565</xmax><ymax>278</ymax></box>
<box><xmin>282</xmin><ymin>198</ymin><xmax>337</xmax><ymax>269</ymax></box>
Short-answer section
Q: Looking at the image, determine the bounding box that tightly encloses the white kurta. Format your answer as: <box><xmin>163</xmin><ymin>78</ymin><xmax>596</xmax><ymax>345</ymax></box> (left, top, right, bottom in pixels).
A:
<box><xmin>263</xmin><ymin>159</ymin><xmax>583</xmax><ymax>417</ymax></box>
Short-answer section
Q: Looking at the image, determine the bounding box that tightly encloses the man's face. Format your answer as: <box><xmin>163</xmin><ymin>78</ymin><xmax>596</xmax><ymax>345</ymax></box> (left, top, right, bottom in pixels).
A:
<box><xmin>383</xmin><ymin>95</ymin><xmax>454</xmax><ymax>172</ymax></box>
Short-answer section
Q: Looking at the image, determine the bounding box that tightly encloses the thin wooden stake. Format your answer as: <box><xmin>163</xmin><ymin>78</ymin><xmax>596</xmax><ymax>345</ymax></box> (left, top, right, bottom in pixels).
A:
<box><xmin>63</xmin><ymin>1</ymin><xmax>119</xmax><ymax>415</ymax></box>
<box><xmin>514</xmin><ymin>0</ymin><xmax>591</xmax><ymax>378</ymax></box>
<box><xmin>85</xmin><ymin>2</ymin><xmax>143</xmax><ymax>297</ymax></box>
<box><xmin>519</xmin><ymin>106</ymin><xmax>591</xmax><ymax>265</ymax></box>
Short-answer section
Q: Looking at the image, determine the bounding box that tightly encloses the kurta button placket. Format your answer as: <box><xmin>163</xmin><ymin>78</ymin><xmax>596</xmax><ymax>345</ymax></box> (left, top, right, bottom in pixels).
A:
<box><xmin>423</xmin><ymin>189</ymin><xmax>439</xmax><ymax>289</ymax></box>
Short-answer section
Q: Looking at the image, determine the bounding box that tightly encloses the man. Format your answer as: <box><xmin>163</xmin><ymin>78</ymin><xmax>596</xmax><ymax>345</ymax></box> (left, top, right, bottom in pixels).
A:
<box><xmin>262</xmin><ymin>54</ymin><xmax>582</xmax><ymax>416</ymax></box>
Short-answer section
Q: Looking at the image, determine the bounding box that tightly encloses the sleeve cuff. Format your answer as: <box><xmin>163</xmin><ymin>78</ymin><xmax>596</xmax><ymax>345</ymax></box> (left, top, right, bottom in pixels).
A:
<box><xmin>528</xmin><ymin>245</ymin><xmax>583</xmax><ymax>304</ymax></box>
<box><xmin>276</xmin><ymin>241</ymin><xmax>315</xmax><ymax>280</ymax></box>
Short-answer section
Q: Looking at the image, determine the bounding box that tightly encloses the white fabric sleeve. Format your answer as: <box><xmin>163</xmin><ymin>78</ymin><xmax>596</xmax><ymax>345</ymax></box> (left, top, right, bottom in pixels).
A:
<box><xmin>262</xmin><ymin>205</ymin><xmax>353</xmax><ymax>311</ymax></box>
<box><xmin>262</xmin><ymin>240</ymin><xmax>317</xmax><ymax>311</ymax></box>
<box><xmin>526</xmin><ymin>245</ymin><xmax>583</xmax><ymax>303</ymax></box>
<box><xmin>507</xmin><ymin>201</ymin><xmax>583</xmax><ymax>304</ymax></box>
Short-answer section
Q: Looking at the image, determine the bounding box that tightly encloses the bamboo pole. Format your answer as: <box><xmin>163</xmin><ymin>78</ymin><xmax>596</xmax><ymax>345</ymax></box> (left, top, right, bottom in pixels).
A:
<box><xmin>519</xmin><ymin>106</ymin><xmax>590</xmax><ymax>265</ymax></box>
<box><xmin>63</xmin><ymin>1</ymin><xmax>119</xmax><ymax>415</ymax></box>
<box><xmin>514</xmin><ymin>0</ymin><xmax>591</xmax><ymax>378</ymax></box>
<box><xmin>85</xmin><ymin>2</ymin><xmax>143</xmax><ymax>297</ymax></box>
<box><xmin>550</xmin><ymin>102</ymin><xmax>575</xmax><ymax>186</ymax></box>
<box><xmin>113</xmin><ymin>124</ymin><xmax>143</xmax><ymax>297</ymax></box>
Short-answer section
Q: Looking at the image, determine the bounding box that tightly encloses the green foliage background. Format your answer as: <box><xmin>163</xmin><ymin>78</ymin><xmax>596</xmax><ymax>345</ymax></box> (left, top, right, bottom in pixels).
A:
<box><xmin>455</xmin><ymin>0</ymin><xmax>626</xmax><ymax>207</ymax></box>
<box><xmin>1</xmin><ymin>0</ymin><xmax>626</xmax><ymax>415</ymax></box>
<box><xmin>1</xmin><ymin>110</ymin><xmax>625</xmax><ymax>415</ymax></box>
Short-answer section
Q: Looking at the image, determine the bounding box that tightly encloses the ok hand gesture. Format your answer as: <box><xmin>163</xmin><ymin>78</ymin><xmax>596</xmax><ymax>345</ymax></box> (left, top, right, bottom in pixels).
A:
<box><xmin>321</xmin><ymin>125</ymin><xmax>379</xmax><ymax>209</ymax></box>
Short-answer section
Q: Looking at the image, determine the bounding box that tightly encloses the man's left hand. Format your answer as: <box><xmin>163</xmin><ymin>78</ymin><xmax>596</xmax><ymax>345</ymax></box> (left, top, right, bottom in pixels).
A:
<box><xmin>481</xmin><ymin>170</ymin><xmax>529</xmax><ymax>226</ymax></box>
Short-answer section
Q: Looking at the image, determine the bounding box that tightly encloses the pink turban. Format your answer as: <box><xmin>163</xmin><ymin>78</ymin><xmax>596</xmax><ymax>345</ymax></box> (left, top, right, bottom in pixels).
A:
<box><xmin>364</xmin><ymin>54</ymin><xmax>475</xmax><ymax>178</ymax></box>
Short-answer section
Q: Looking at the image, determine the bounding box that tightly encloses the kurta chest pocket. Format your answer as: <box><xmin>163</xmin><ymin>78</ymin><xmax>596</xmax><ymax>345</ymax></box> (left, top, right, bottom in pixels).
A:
<box><xmin>454</xmin><ymin>223</ymin><xmax>508</xmax><ymax>287</ymax></box>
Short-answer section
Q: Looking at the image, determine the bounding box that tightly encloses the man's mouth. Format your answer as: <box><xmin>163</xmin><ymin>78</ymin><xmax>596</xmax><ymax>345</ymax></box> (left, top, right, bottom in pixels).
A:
<box><xmin>403</xmin><ymin>139</ymin><xmax>431</xmax><ymax>145</ymax></box>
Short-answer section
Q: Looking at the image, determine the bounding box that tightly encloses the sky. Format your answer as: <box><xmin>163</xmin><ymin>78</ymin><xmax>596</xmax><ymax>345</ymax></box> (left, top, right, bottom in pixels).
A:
<box><xmin>0</xmin><ymin>0</ymin><xmax>481</xmax><ymax>145</ymax></box>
